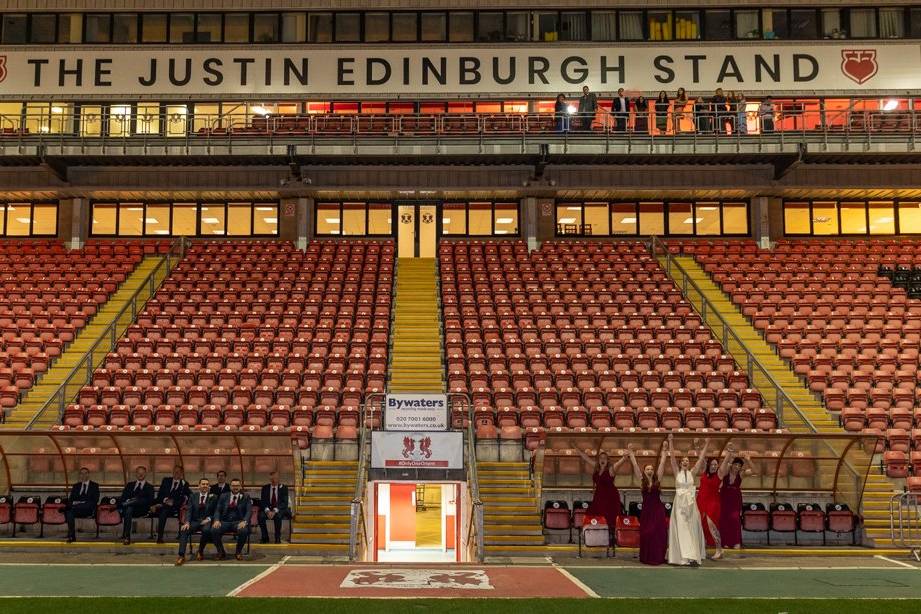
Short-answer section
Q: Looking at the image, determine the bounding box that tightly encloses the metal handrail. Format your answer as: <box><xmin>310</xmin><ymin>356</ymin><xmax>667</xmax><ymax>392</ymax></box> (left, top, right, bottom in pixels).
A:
<box><xmin>24</xmin><ymin>238</ymin><xmax>186</xmax><ymax>429</ymax></box>
<box><xmin>348</xmin><ymin>392</ymin><xmax>382</xmax><ymax>561</ymax></box>
<box><xmin>462</xmin><ymin>395</ymin><xmax>484</xmax><ymax>563</ymax></box>
<box><xmin>889</xmin><ymin>491</ymin><xmax>921</xmax><ymax>561</ymax></box>
<box><xmin>649</xmin><ymin>235</ymin><xmax>817</xmax><ymax>433</ymax></box>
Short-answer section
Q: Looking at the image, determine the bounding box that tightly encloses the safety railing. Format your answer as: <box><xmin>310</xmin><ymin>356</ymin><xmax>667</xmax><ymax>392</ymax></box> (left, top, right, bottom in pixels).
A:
<box><xmin>889</xmin><ymin>492</ymin><xmax>921</xmax><ymax>562</ymax></box>
<box><xmin>24</xmin><ymin>238</ymin><xmax>186</xmax><ymax>430</ymax></box>
<box><xmin>349</xmin><ymin>392</ymin><xmax>382</xmax><ymax>561</ymax></box>
<box><xmin>462</xmin><ymin>395</ymin><xmax>485</xmax><ymax>563</ymax></box>
<box><xmin>3</xmin><ymin>109</ymin><xmax>921</xmax><ymax>146</ymax></box>
<box><xmin>649</xmin><ymin>235</ymin><xmax>816</xmax><ymax>433</ymax></box>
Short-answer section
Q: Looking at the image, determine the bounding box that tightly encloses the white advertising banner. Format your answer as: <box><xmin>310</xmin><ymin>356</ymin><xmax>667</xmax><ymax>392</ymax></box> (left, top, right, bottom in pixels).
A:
<box><xmin>384</xmin><ymin>393</ymin><xmax>449</xmax><ymax>432</ymax></box>
<box><xmin>371</xmin><ymin>431</ymin><xmax>463</xmax><ymax>469</ymax></box>
<box><xmin>0</xmin><ymin>43</ymin><xmax>917</xmax><ymax>97</ymax></box>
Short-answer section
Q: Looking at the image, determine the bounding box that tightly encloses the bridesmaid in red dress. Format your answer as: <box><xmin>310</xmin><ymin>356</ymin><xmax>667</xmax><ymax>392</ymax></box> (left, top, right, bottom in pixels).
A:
<box><xmin>696</xmin><ymin>455</ymin><xmax>725</xmax><ymax>559</ymax></box>
<box><xmin>719</xmin><ymin>448</ymin><xmax>749</xmax><ymax>550</ymax></box>
<box><xmin>628</xmin><ymin>443</ymin><xmax>668</xmax><ymax>565</ymax></box>
<box><xmin>574</xmin><ymin>443</ymin><xmax>627</xmax><ymax>529</ymax></box>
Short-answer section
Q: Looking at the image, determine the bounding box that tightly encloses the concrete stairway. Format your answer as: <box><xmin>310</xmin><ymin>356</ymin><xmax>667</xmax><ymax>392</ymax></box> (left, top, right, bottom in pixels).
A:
<box><xmin>2</xmin><ymin>256</ymin><xmax>163</xmax><ymax>430</ymax></box>
<box><xmin>290</xmin><ymin>460</ymin><xmax>356</xmax><ymax>558</ymax></box>
<box><xmin>388</xmin><ymin>258</ymin><xmax>444</xmax><ymax>393</ymax></box>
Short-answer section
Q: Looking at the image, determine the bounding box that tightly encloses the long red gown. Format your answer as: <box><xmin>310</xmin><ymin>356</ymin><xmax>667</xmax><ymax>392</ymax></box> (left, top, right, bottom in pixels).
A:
<box><xmin>719</xmin><ymin>473</ymin><xmax>743</xmax><ymax>548</ymax></box>
<box><xmin>586</xmin><ymin>468</ymin><xmax>622</xmax><ymax>528</ymax></box>
<box><xmin>639</xmin><ymin>479</ymin><xmax>668</xmax><ymax>565</ymax></box>
<box><xmin>696</xmin><ymin>472</ymin><xmax>722</xmax><ymax>547</ymax></box>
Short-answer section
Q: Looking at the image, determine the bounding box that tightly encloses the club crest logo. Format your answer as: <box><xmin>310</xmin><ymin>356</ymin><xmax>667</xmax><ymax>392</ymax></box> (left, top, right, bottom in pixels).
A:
<box><xmin>840</xmin><ymin>49</ymin><xmax>878</xmax><ymax>85</ymax></box>
<box><xmin>402</xmin><ymin>436</ymin><xmax>433</xmax><ymax>460</ymax></box>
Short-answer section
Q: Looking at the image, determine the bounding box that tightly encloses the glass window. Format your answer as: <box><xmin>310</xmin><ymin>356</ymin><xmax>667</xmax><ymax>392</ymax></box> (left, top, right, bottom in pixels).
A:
<box><xmin>868</xmin><ymin>201</ymin><xmax>896</xmax><ymax>235</ymax></box>
<box><xmin>735</xmin><ymin>10</ymin><xmax>760</xmax><ymax>39</ymax></box>
<box><xmin>172</xmin><ymin>203</ymin><xmax>197</xmax><ymax>235</ymax></box>
<box><xmin>199</xmin><ymin>204</ymin><xmax>226</xmax><ymax>235</ymax></box>
<box><xmin>879</xmin><ymin>8</ymin><xmax>904</xmax><ymax>39</ymax></box>
<box><xmin>365</xmin><ymin>13</ymin><xmax>390</xmax><ymax>42</ymax></box>
<box><xmin>308</xmin><ymin>13</ymin><xmax>332</xmax><ymax>42</ymax></box>
<box><xmin>79</xmin><ymin>105</ymin><xmax>102</xmax><ymax>136</ymax></box>
<box><xmin>560</xmin><ymin>12</ymin><xmax>586</xmax><ymax>41</ymax></box>
<box><xmin>91</xmin><ymin>203</ymin><xmax>117</xmax><ymax>235</ymax></box>
<box><xmin>32</xmin><ymin>204</ymin><xmax>57</xmax><ymax>235</ymax></box>
<box><xmin>534</xmin><ymin>12</ymin><xmax>557</xmax><ymax>42</ymax></box>
<box><xmin>675</xmin><ymin>11</ymin><xmax>700</xmax><ymax>40</ymax></box>
<box><xmin>790</xmin><ymin>10</ymin><xmax>818</xmax><ymax>39</ymax></box>
<box><xmin>911</xmin><ymin>9</ymin><xmax>921</xmax><ymax>38</ymax></box>
<box><xmin>840</xmin><ymin>202</ymin><xmax>867</xmax><ymax>234</ymax></box>
<box><xmin>141</xmin><ymin>14</ymin><xmax>167</xmax><ymax>42</ymax></box>
<box><xmin>192</xmin><ymin>103</ymin><xmax>219</xmax><ymax>133</ymax></box>
<box><xmin>170</xmin><ymin>14</ymin><xmax>194</xmax><ymax>43</ymax></box>
<box><xmin>611</xmin><ymin>203</ymin><xmax>637</xmax><ymax>235</ymax></box>
<box><xmin>2</xmin><ymin>14</ymin><xmax>27</xmax><ymax>44</ymax></box>
<box><xmin>196</xmin><ymin>13</ymin><xmax>222</xmax><ymax>43</ymax></box>
<box><xmin>224</xmin><ymin>14</ymin><xmax>250</xmax><ymax>43</ymax></box>
<box><xmin>667</xmin><ymin>202</ymin><xmax>694</xmax><ymax>235</ymax></box>
<box><xmin>784</xmin><ymin>202</ymin><xmax>811</xmax><ymax>234</ymax></box>
<box><xmin>582</xmin><ymin>203</ymin><xmax>609</xmax><ymax>235</ymax></box>
<box><xmin>477</xmin><ymin>12</ymin><xmax>504</xmax><ymax>42</ymax></box>
<box><xmin>639</xmin><ymin>202</ymin><xmax>665</xmax><ymax>235</ymax></box>
<box><xmin>393</xmin><ymin>13</ymin><xmax>418</xmax><ymax>42</ymax></box>
<box><xmin>822</xmin><ymin>8</ymin><xmax>844</xmax><ymax>39</ymax></box>
<box><xmin>556</xmin><ymin>204</ymin><xmax>581</xmax><ymax>235</ymax></box>
<box><xmin>812</xmin><ymin>201</ymin><xmax>840</xmax><ymax>235</ymax></box>
<box><xmin>30</xmin><ymin>14</ymin><xmax>57</xmax><ymax>44</ymax></box>
<box><xmin>24</xmin><ymin>103</ymin><xmax>51</xmax><ymax>135</ymax></box>
<box><xmin>335</xmin><ymin>13</ymin><xmax>360</xmax><ymax>42</ymax></box>
<box><xmin>0</xmin><ymin>205</ymin><xmax>6</xmax><ymax>235</ymax></box>
<box><xmin>648</xmin><ymin>11</ymin><xmax>672</xmax><ymax>41</ymax></box>
<box><xmin>119</xmin><ymin>204</ymin><xmax>144</xmax><ymax>236</ymax></box>
<box><xmin>899</xmin><ymin>202</ymin><xmax>921</xmax><ymax>233</ymax></box>
<box><xmin>316</xmin><ymin>203</ymin><xmax>341</xmax><ymax>235</ymax></box>
<box><xmin>850</xmin><ymin>8</ymin><xmax>878</xmax><ymax>38</ymax></box>
<box><xmin>704</xmin><ymin>10</ymin><xmax>731</xmax><ymax>40</ymax></box>
<box><xmin>108</xmin><ymin>104</ymin><xmax>132</xmax><ymax>137</ymax></box>
<box><xmin>227</xmin><ymin>203</ymin><xmax>252</xmax><ymax>235</ymax></box>
<box><xmin>58</xmin><ymin>14</ymin><xmax>82</xmax><ymax>43</ymax></box>
<box><xmin>449</xmin><ymin>12</ymin><xmax>474</xmax><ymax>42</ymax></box>
<box><xmin>282</xmin><ymin>13</ymin><xmax>307</xmax><ymax>42</ymax></box>
<box><xmin>50</xmin><ymin>103</ymin><xmax>74</xmax><ymax>134</ymax></box>
<box><xmin>421</xmin><ymin>13</ymin><xmax>446</xmax><ymax>42</ymax></box>
<box><xmin>619</xmin><ymin>11</ymin><xmax>643</xmax><ymax>40</ymax></box>
<box><xmin>253</xmin><ymin>203</ymin><xmax>279</xmax><ymax>235</ymax></box>
<box><xmin>695</xmin><ymin>203</ymin><xmax>721</xmax><ymax>235</ymax></box>
<box><xmin>342</xmin><ymin>202</ymin><xmax>366</xmax><ymax>236</ymax></box>
<box><xmin>468</xmin><ymin>202</ymin><xmax>493</xmax><ymax>235</ymax></box>
<box><xmin>135</xmin><ymin>103</ymin><xmax>160</xmax><ymax>135</ymax></box>
<box><xmin>145</xmin><ymin>204</ymin><xmax>170</xmax><ymax>236</ymax></box>
<box><xmin>5</xmin><ymin>204</ymin><xmax>31</xmax><ymax>236</ymax></box>
<box><xmin>254</xmin><ymin>13</ymin><xmax>279</xmax><ymax>42</ymax></box>
<box><xmin>85</xmin><ymin>14</ymin><xmax>111</xmax><ymax>43</ymax></box>
<box><xmin>762</xmin><ymin>9</ymin><xmax>788</xmax><ymax>39</ymax></box>
<box><xmin>591</xmin><ymin>11</ymin><xmax>616</xmax><ymax>41</ymax></box>
<box><xmin>493</xmin><ymin>204</ymin><xmax>519</xmax><ymax>236</ymax></box>
<box><xmin>112</xmin><ymin>14</ymin><xmax>137</xmax><ymax>43</ymax></box>
<box><xmin>442</xmin><ymin>203</ymin><xmax>467</xmax><ymax>235</ymax></box>
<box><xmin>722</xmin><ymin>203</ymin><xmax>748</xmax><ymax>234</ymax></box>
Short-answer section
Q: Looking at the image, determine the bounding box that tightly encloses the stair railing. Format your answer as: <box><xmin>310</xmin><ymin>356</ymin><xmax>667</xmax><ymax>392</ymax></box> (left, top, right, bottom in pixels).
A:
<box><xmin>889</xmin><ymin>491</ymin><xmax>921</xmax><ymax>562</ymax></box>
<box><xmin>461</xmin><ymin>394</ymin><xmax>485</xmax><ymax>563</ymax></box>
<box><xmin>25</xmin><ymin>238</ymin><xmax>186</xmax><ymax>430</ymax></box>
<box><xmin>648</xmin><ymin>236</ymin><xmax>817</xmax><ymax>433</ymax></box>
<box><xmin>349</xmin><ymin>392</ymin><xmax>381</xmax><ymax>561</ymax></box>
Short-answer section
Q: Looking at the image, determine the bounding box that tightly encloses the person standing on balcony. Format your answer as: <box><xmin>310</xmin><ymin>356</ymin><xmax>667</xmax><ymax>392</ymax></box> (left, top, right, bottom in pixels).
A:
<box><xmin>554</xmin><ymin>94</ymin><xmax>569</xmax><ymax>133</ymax></box>
<box><xmin>633</xmin><ymin>95</ymin><xmax>649</xmax><ymax>134</ymax></box>
<box><xmin>759</xmin><ymin>97</ymin><xmax>776</xmax><ymax>132</ymax></box>
<box><xmin>655</xmin><ymin>91</ymin><xmax>670</xmax><ymax>135</ymax></box>
<box><xmin>674</xmin><ymin>88</ymin><xmax>689</xmax><ymax>133</ymax></box>
<box><xmin>734</xmin><ymin>93</ymin><xmax>749</xmax><ymax>135</ymax></box>
<box><xmin>610</xmin><ymin>87</ymin><xmax>629</xmax><ymax>132</ymax></box>
<box><xmin>579</xmin><ymin>86</ymin><xmax>599</xmax><ymax>131</ymax></box>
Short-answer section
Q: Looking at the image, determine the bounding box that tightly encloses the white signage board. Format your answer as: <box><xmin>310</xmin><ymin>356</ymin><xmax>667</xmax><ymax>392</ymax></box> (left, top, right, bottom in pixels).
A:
<box><xmin>371</xmin><ymin>431</ymin><xmax>463</xmax><ymax>469</ymax></box>
<box><xmin>0</xmin><ymin>43</ymin><xmax>917</xmax><ymax>97</ymax></box>
<box><xmin>384</xmin><ymin>393</ymin><xmax>448</xmax><ymax>432</ymax></box>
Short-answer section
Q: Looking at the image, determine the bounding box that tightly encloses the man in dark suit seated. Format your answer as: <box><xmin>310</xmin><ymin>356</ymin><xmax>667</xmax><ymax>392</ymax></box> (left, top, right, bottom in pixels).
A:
<box><xmin>65</xmin><ymin>467</ymin><xmax>100</xmax><ymax>543</ymax></box>
<box><xmin>209</xmin><ymin>471</ymin><xmax>230</xmax><ymax>498</ymax></box>
<box><xmin>118</xmin><ymin>465</ymin><xmax>155</xmax><ymax>545</ymax></box>
<box><xmin>258</xmin><ymin>471</ymin><xmax>291</xmax><ymax>544</ymax></box>
<box><xmin>211</xmin><ymin>478</ymin><xmax>252</xmax><ymax>560</ymax></box>
<box><xmin>176</xmin><ymin>478</ymin><xmax>216</xmax><ymax>566</ymax></box>
<box><xmin>150</xmin><ymin>465</ymin><xmax>190</xmax><ymax>543</ymax></box>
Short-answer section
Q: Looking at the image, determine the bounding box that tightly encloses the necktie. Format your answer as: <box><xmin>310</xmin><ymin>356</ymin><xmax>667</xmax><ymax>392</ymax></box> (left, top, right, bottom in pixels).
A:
<box><xmin>80</xmin><ymin>483</ymin><xmax>87</xmax><ymax>496</ymax></box>
<box><xmin>271</xmin><ymin>487</ymin><xmax>278</xmax><ymax>508</ymax></box>
<box><xmin>200</xmin><ymin>495</ymin><xmax>205</xmax><ymax>506</ymax></box>
<box><xmin>135</xmin><ymin>481</ymin><xmax>141</xmax><ymax>492</ymax></box>
<box><xmin>230</xmin><ymin>495</ymin><xmax>237</xmax><ymax>508</ymax></box>
<box><xmin>171</xmin><ymin>480</ymin><xmax>178</xmax><ymax>492</ymax></box>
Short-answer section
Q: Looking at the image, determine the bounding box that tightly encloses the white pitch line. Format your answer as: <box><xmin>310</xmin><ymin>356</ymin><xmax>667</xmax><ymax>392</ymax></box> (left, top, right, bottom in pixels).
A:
<box><xmin>226</xmin><ymin>555</ymin><xmax>290</xmax><ymax>596</ymax></box>
<box><xmin>551</xmin><ymin>564</ymin><xmax>600</xmax><ymax>598</ymax></box>
<box><xmin>875</xmin><ymin>555</ymin><xmax>919</xmax><ymax>569</ymax></box>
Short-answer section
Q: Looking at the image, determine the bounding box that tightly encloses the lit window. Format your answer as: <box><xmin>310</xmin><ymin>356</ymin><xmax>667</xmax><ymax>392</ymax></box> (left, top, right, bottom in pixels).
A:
<box><xmin>611</xmin><ymin>203</ymin><xmax>638</xmax><ymax>235</ymax></box>
<box><xmin>91</xmin><ymin>203</ymin><xmax>118</xmax><ymax>235</ymax></box>
<box><xmin>199</xmin><ymin>204</ymin><xmax>226</xmax><ymax>235</ymax></box>
<box><xmin>811</xmin><ymin>201</ymin><xmax>839</xmax><ymax>235</ymax></box>
<box><xmin>145</xmin><ymin>204</ymin><xmax>171</xmax><ymax>236</ymax></box>
<box><xmin>316</xmin><ymin>203</ymin><xmax>341</xmax><ymax>235</ymax></box>
<box><xmin>839</xmin><ymin>202</ymin><xmax>867</xmax><ymax>234</ymax></box>
<box><xmin>695</xmin><ymin>203</ymin><xmax>721</xmax><ymax>235</ymax></box>
<box><xmin>783</xmin><ymin>202</ymin><xmax>811</xmax><ymax>234</ymax></box>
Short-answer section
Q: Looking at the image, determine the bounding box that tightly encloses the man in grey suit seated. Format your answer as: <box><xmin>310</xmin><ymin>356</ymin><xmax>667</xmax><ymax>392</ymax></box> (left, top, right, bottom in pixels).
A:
<box><xmin>176</xmin><ymin>478</ymin><xmax>217</xmax><ymax>566</ymax></box>
<box><xmin>211</xmin><ymin>478</ymin><xmax>252</xmax><ymax>560</ymax></box>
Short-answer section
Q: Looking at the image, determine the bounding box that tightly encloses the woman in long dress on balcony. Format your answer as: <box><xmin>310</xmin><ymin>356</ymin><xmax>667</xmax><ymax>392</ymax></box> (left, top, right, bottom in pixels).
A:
<box><xmin>667</xmin><ymin>436</ymin><xmax>709</xmax><ymax>566</ymax></box>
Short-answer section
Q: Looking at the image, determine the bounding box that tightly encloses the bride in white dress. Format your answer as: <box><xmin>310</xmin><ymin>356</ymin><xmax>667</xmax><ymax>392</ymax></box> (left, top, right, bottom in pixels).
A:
<box><xmin>667</xmin><ymin>435</ymin><xmax>710</xmax><ymax>566</ymax></box>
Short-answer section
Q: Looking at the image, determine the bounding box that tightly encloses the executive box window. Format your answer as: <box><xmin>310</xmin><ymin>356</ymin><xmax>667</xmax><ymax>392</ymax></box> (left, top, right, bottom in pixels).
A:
<box><xmin>784</xmin><ymin>200</ymin><xmax>918</xmax><ymax>235</ymax></box>
<box><xmin>90</xmin><ymin>202</ymin><xmax>278</xmax><ymax>237</ymax></box>
<box><xmin>393</xmin><ymin>13</ymin><xmax>418</xmax><ymax>42</ymax></box>
<box><xmin>366</xmin><ymin>13</ymin><xmax>389</xmax><ymax>42</ymax></box>
<box><xmin>170</xmin><ymin>14</ymin><xmax>194</xmax><ymax>43</ymax></box>
<box><xmin>315</xmin><ymin>202</ymin><xmax>392</xmax><ymax>237</ymax></box>
<box><xmin>113</xmin><ymin>14</ymin><xmax>138</xmax><ymax>43</ymax></box>
<box><xmin>0</xmin><ymin>203</ymin><xmax>58</xmax><ymax>237</ymax></box>
<box><xmin>142</xmin><ymin>14</ymin><xmax>167</xmax><ymax>43</ymax></box>
<box><xmin>591</xmin><ymin>11</ymin><xmax>616</xmax><ymax>41</ymax></box>
<box><xmin>735</xmin><ymin>10</ymin><xmax>760</xmax><ymax>39</ymax></box>
<box><xmin>58</xmin><ymin>14</ymin><xmax>82</xmax><ymax>43</ymax></box>
<box><xmin>335</xmin><ymin>13</ymin><xmax>360</xmax><ymax>42</ymax></box>
<box><xmin>557</xmin><ymin>201</ymin><xmax>749</xmax><ymax>237</ymax></box>
<box><xmin>449</xmin><ymin>12</ymin><xmax>474</xmax><ymax>41</ymax></box>
<box><xmin>30</xmin><ymin>13</ymin><xmax>56</xmax><ymax>44</ymax></box>
<box><xmin>421</xmin><ymin>13</ymin><xmax>447</xmax><ymax>42</ymax></box>
<box><xmin>85</xmin><ymin>14</ymin><xmax>111</xmax><ymax>43</ymax></box>
<box><xmin>282</xmin><ymin>13</ymin><xmax>307</xmax><ymax>42</ymax></box>
<box><xmin>254</xmin><ymin>13</ymin><xmax>279</xmax><ymax>42</ymax></box>
<box><xmin>477</xmin><ymin>12</ymin><xmax>504</xmax><ymax>42</ymax></box>
<box><xmin>704</xmin><ymin>10</ymin><xmax>732</xmax><ymax>40</ymax></box>
<box><xmin>1</xmin><ymin>14</ymin><xmax>26</xmax><ymax>44</ymax></box>
<box><xmin>197</xmin><ymin>13</ymin><xmax>222</xmax><ymax>43</ymax></box>
<box><xmin>225</xmin><ymin>14</ymin><xmax>250</xmax><ymax>43</ymax></box>
<box><xmin>442</xmin><ymin>202</ymin><xmax>520</xmax><ymax>237</ymax></box>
